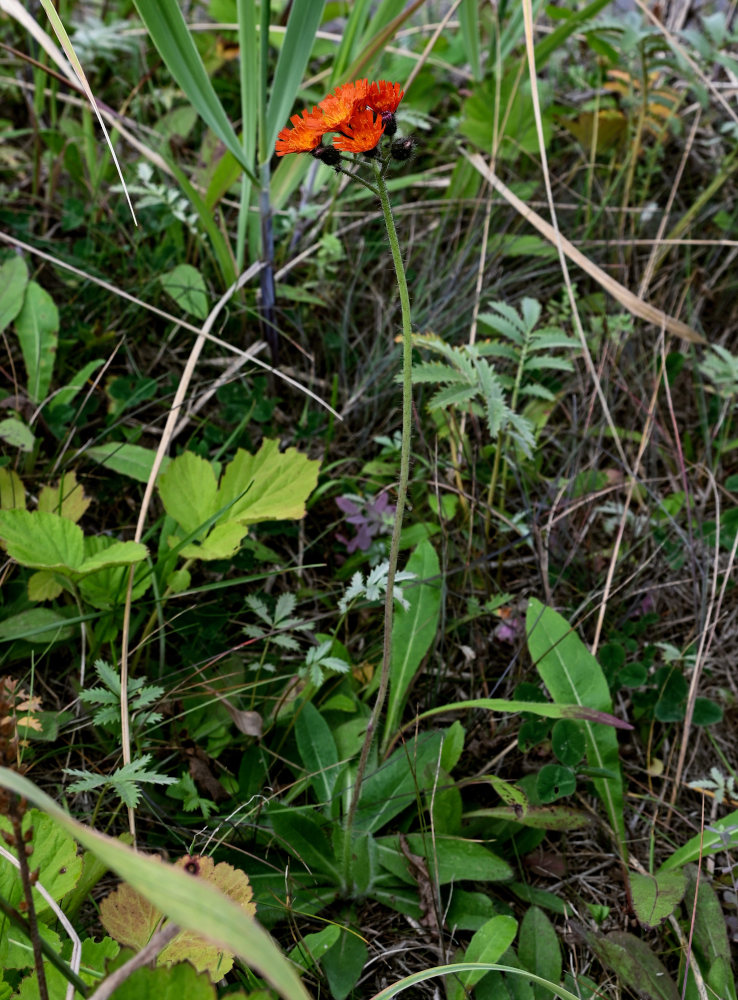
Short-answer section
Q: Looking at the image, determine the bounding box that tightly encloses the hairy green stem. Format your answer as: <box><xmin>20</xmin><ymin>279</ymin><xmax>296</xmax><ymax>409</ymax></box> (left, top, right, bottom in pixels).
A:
<box><xmin>343</xmin><ymin>161</ymin><xmax>413</xmax><ymax>886</ymax></box>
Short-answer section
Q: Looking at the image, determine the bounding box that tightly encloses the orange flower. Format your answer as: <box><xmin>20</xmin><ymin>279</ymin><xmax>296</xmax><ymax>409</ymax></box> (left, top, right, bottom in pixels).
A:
<box><xmin>318</xmin><ymin>78</ymin><xmax>369</xmax><ymax>131</ymax></box>
<box><xmin>366</xmin><ymin>80</ymin><xmax>404</xmax><ymax>115</ymax></box>
<box><xmin>333</xmin><ymin>109</ymin><xmax>385</xmax><ymax>154</ymax></box>
<box><xmin>275</xmin><ymin>107</ymin><xmax>325</xmax><ymax>156</ymax></box>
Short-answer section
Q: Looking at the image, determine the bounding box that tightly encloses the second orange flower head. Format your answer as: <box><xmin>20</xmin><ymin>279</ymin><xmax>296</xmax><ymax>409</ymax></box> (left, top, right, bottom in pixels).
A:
<box><xmin>275</xmin><ymin>78</ymin><xmax>405</xmax><ymax>159</ymax></box>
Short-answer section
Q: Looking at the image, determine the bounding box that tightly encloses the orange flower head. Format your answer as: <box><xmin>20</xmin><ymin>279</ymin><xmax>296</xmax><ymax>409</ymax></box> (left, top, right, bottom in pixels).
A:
<box><xmin>333</xmin><ymin>108</ymin><xmax>385</xmax><ymax>154</ymax></box>
<box><xmin>366</xmin><ymin>80</ymin><xmax>404</xmax><ymax>115</ymax></box>
<box><xmin>318</xmin><ymin>78</ymin><xmax>369</xmax><ymax>131</ymax></box>
<box><xmin>275</xmin><ymin>107</ymin><xmax>325</xmax><ymax>156</ymax></box>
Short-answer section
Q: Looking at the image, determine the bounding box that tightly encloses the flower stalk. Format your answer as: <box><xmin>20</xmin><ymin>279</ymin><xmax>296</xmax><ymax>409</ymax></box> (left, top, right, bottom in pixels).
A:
<box><xmin>342</xmin><ymin>161</ymin><xmax>414</xmax><ymax>885</ymax></box>
<box><xmin>274</xmin><ymin>77</ymin><xmax>415</xmax><ymax>891</ymax></box>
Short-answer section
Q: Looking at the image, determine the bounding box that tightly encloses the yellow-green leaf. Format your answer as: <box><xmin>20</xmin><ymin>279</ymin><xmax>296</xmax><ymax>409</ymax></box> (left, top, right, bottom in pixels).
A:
<box><xmin>28</xmin><ymin>571</ymin><xmax>64</xmax><ymax>602</ymax></box>
<box><xmin>216</xmin><ymin>439</ymin><xmax>321</xmax><ymax>526</ymax></box>
<box><xmin>38</xmin><ymin>471</ymin><xmax>90</xmax><ymax>523</ymax></box>
<box><xmin>0</xmin><ymin>467</ymin><xmax>25</xmax><ymax>510</ymax></box>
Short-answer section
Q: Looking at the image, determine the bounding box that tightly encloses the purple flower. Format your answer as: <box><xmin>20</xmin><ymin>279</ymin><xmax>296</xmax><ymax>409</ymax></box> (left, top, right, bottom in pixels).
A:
<box><xmin>336</xmin><ymin>491</ymin><xmax>396</xmax><ymax>553</ymax></box>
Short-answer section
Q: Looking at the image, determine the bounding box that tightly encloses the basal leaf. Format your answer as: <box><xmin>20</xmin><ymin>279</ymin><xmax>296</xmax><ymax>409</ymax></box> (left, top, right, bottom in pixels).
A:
<box><xmin>295</xmin><ymin>701</ymin><xmax>340</xmax><ymax>811</ymax></box>
<box><xmin>0</xmin><ymin>509</ymin><xmax>84</xmax><ymax>571</ymax></box>
<box><xmin>526</xmin><ymin>599</ymin><xmax>627</xmax><ymax>856</ymax></box>
<box><xmin>683</xmin><ymin>865</ymin><xmax>736</xmax><ymax>1000</ymax></box>
<box><xmin>630</xmin><ymin>869</ymin><xmax>686</xmax><ymax>929</ymax></box>
<box><xmin>377</xmin><ymin>834</ymin><xmax>513</xmax><ymax>884</ymax></box>
<box><xmin>518</xmin><ymin>907</ymin><xmax>562</xmax><ymax>1000</ymax></box>
<box><xmin>320</xmin><ymin>927</ymin><xmax>367</xmax><ymax>1000</ymax></box>
<box><xmin>14</xmin><ymin>281</ymin><xmax>59</xmax><ymax>403</ymax></box>
<box><xmin>0</xmin><ymin>255</ymin><xmax>28</xmax><ymax>332</ymax></box>
<box><xmin>453</xmin><ymin>916</ymin><xmax>519</xmax><ymax>996</ymax></box>
<box><xmin>585</xmin><ymin>930</ymin><xmax>679</xmax><ymax>1000</ymax></box>
<box><xmin>383</xmin><ymin>539</ymin><xmax>442</xmax><ymax>748</ymax></box>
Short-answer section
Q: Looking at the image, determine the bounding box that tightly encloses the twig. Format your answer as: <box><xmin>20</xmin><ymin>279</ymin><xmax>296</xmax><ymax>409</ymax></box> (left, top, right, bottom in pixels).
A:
<box><xmin>87</xmin><ymin>923</ymin><xmax>180</xmax><ymax>1000</ymax></box>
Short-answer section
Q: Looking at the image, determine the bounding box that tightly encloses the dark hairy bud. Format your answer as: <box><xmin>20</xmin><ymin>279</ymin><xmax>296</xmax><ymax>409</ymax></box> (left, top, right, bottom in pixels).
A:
<box><xmin>391</xmin><ymin>136</ymin><xmax>416</xmax><ymax>162</ymax></box>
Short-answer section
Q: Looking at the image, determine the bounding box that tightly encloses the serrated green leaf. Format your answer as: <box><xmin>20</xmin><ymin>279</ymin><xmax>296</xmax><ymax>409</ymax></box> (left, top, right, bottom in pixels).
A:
<box><xmin>27</xmin><ymin>569</ymin><xmax>64</xmax><ymax>602</ymax></box>
<box><xmin>0</xmin><ymin>809</ymin><xmax>82</xmax><ymax>925</ymax></box>
<box><xmin>17</xmin><ymin>937</ymin><xmax>120</xmax><ymax>1000</ymax></box>
<box><xmin>158</xmin><ymin>450</ymin><xmax>219</xmax><ymax>535</ymax></box>
<box><xmin>428</xmin><ymin>384</ymin><xmax>478</xmax><ymax>410</ymax></box>
<box><xmin>76</xmin><ymin>540</ymin><xmax>148</xmax><ymax>576</ymax></box>
<box><xmin>216</xmin><ymin>439</ymin><xmax>320</xmax><ymax>525</ymax></box>
<box><xmin>14</xmin><ymin>281</ymin><xmax>58</xmax><ymax>403</ymax></box>
<box><xmin>179</xmin><ymin>520</ymin><xmax>249</xmax><ymax>561</ymax></box>
<box><xmin>0</xmin><ymin>509</ymin><xmax>83</xmax><ymax>571</ymax></box>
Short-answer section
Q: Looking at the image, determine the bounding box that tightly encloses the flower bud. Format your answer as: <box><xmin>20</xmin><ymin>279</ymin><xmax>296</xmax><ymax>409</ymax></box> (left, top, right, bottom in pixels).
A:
<box><xmin>391</xmin><ymin>136</ymin><xmax>416</xmax><ymax>162</ymax></box>
<box><xmin>381</xmin><ymin>112</ymin><xmax>398</xmax><ymax>137</ymax></box>
<box><xmin>312</xmin><ymin>144</ymin><xmax>342</xmax><ymax>167</ymax></box>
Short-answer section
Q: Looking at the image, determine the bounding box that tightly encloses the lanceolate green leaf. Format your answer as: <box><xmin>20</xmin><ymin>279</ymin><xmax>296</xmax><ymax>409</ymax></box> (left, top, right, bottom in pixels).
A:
<box><xmin>526</xmin><ymin>599</ymin><xmax>627</xmax><ymax>856</ymax></box>
<box><xmin>14</xmin><ymin>280</ymin><xmax>59</xmax><ymax>403</ymax></box>
<box><xmin>132</xmin><ymin>0</ymin><xmax>257</xmax><ymax>183</ymax></box>
<box><xmin>383</xmin><ymin>539</ymin><xmax>442</xmax><ymax>750</ymax></box>
<box><xmin>0</xmin><ymin>255</ymin><xmax>28</xmax><ymax>332</ymax></box>
<box><xmin>295</xmin><ymin>701</ymin><xmax>340</xmax><ymax>812</ymax></box>
<box><xmin>0</xmin><ymin>769</ymin><xmax>310</xmax><ymax>1000</ymax></box>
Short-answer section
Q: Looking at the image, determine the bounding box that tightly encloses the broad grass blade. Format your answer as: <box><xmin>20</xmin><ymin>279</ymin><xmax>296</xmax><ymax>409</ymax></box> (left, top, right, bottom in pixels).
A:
<box><xmin>133</xmin><ymin>0</ymin><xmax>258</xmax><ymax>183</ymax></box>
<box><xmin>459</xmin><ymin>0</ymin><xmax>482</xmax><ymax>81</ymax></box>
<box><xmin>266</xmin><ymin>1</ymin><xmax>328</xmax><ymax>153</ymax></box>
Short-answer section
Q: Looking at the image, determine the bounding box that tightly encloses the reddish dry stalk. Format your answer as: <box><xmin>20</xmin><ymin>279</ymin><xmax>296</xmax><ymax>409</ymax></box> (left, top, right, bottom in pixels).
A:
<box><xmin>7</xmin><ymin>797</ymin><xmax>48</xmax><ymax>1000</ymax></box>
